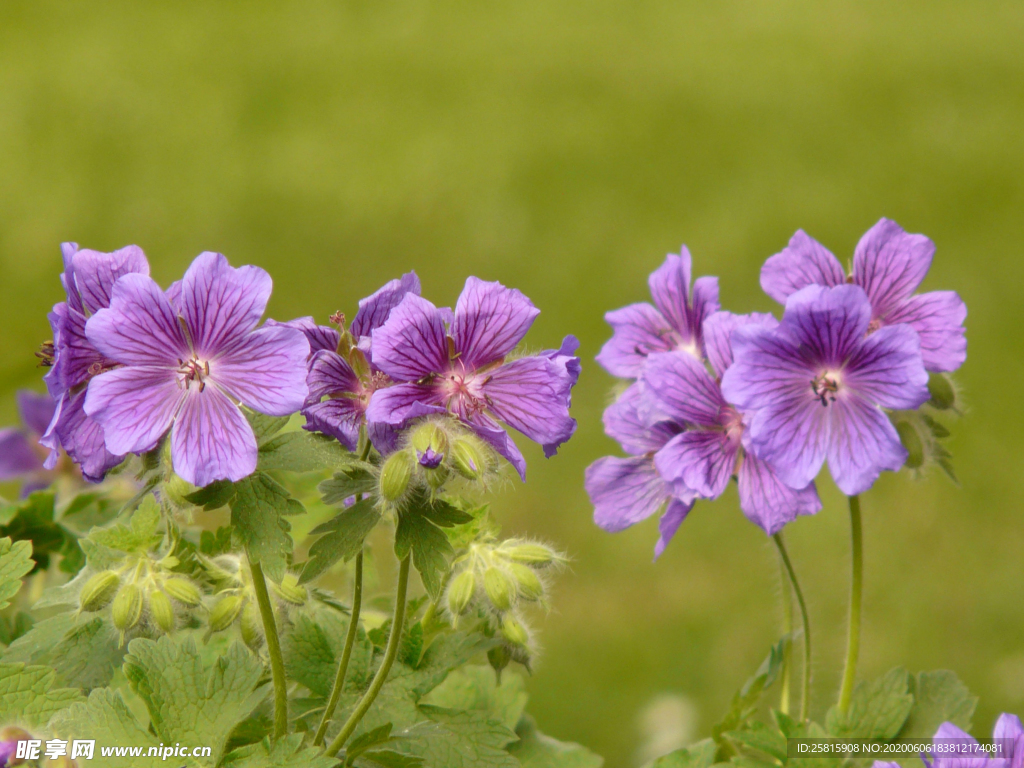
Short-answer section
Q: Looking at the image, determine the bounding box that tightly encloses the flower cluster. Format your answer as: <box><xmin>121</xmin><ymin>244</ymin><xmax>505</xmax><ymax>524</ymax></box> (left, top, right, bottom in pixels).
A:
<box><xmin>587</xmin><ymin>219</ymin><xmax>966</xmax><ymax>556</ymax></box>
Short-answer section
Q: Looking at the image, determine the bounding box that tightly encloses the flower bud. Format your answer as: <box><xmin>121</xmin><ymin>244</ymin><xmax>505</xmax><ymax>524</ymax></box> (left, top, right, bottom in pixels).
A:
<box><xmin>148</xmin><ymin>588</ymin><xmax>176</xmax><ymax>633</ymax></box>
<box><xmin>380</xmin><ymin>450</ymin><xmax>415</xmax><ymax>501</ymax></box>
<box><xmin>483</xmin><ymin>566</ymin><xmax>516</xmax><ymax>612</ymax></box>
<box><xmin>503</xmin><ymin>542</ymin><xmax>562</xmax><ymax>567</ymax></box>
<box><xmin>411</xmin><ymin>422</ymin><xmax>449</xmax><ymax>467</ymax></box>
<box><xmin>450</xmin><ymin>436</ymin><xmax>488</xmax><ymax>481</ymax></box>
<box><xmin>112</xmin><ymin>583</ymin><xmax>143</xmax><ymax>633</ymax></box>
<box><xmin>240</xmin><ymin>602</ymin><xmax>263</xmax><ymax>650</ymax></box>
<box><xmin>447</xmin><ymin>569</ymin><xmax>476</xmax><ymax>616</ymax></box>
<box><xmin>508</xmin><ymin>562</ymin><xmax>544</xmax><ymax>601</ymax></box>
<box><xmin>79</xmin><ymin>570</ymin><xmax>121</xmax><ymax>612</ymax></box>
<box><xmin>272</xmin><ymin>573</ymin><xmax>308</xmax><ymax>606</ymax></box>
<box><xmin>163</xmin><ymin>577</ymin><xmax>202</xmax><ymax>605</ymax></box>
<box><xmin>896</xmin><ymin>420</ymin><xmax>925</xmax><ymax>469</ymax></box>
<box><xmin>500</xmin><ymin>613</ymin><xmax>529</xmax><ymax>647</ymax></box>
<box><xmin>209</xmin><ymin>594</ymin><xmax>245</xmax><ymax>632</ymax></box>
<box><xmin>426</xmin><ymin>464</ymin><xmax>450</xmax><ymax>490</ymax></box>
<box><xmin>927</xmin><ymin>373</ymin><xmax>957</xmax><ymax>410</ymax></box>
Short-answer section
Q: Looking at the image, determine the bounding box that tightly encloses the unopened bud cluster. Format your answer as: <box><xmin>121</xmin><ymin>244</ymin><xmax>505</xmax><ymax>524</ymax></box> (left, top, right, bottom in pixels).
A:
<box><xmin>891</xmin><ymin>373</ymin><xmax>962</xmax><ymax>479</ymax></box>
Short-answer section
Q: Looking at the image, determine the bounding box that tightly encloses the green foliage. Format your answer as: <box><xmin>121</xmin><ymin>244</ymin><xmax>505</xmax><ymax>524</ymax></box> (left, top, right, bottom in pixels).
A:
<box><xmin>824</xmin><ymin>667</ymin><xmax>914</xmax><ymax>740</ymax></box>
<box><xmin>0</xmin><ymin>661</ymin><xmax>84</xmax><ymax>727</ymax></box>
<box><xmin>301</xmin><ymin>498</ymin><xmax>382</xmax><ymax>584</ymax></box>
<box><xmin>52</xmin><ymin>688</ymin><xmax>160</xmax><ymax>767</ymax></box>
<box><xmin>0</xmin><ymin>535</ymin><xmax>33</xmax><ymax>609</ymax></box>
<box><xmin>258</xmin><ymin>430</ymin><xmax>357</xmax><ymax>472</ymax></box>
<box><xmin>395</xmin><ymin>489</ymin><xmax>473</xmax><ymax>599</ymax></box>
<box><xmin>0</xmin><ymin>491</ymin><xmax>83</xmax><ymax>574</ymax></box>
<box><xmin>87</xmin><ymin>495</ymin><xmax>162</xmax><ymax>556</ymax></box>
<box><xmin>423</xmin><ymin>665</ymin><xmax>528</xmax><ymax>732</ymax></box>
<box><xmin>223</xmin><ymin>734</ymin><xmax>341</xmax><ymax>768</ymax></box>
<box><xmin>508</xmin><ymin>714</ymin><xmax>604</xmax><ymax>768</ymax></box>
<box><xmin>3</xmin><ymin>612</ymin><xmax>126</xmax><ymax>690</ymax></box>
<box><xmin>712</xmin><ymin>636</ymin><xmax>790</xmax><ymax>742</ymax></box>
<box><xmin>245</xmin><ymin>410</ymin><xmax>292</xmax><ymax>445</ymax></box>
<box><xmin>900</xmin><ymin>670</ymin><xmax>977</xmax><ymax>737</ymax></box>
<box><xmin>651</xmin><ymin>739</ymin><xmax>717</xmax><ymax>768</ymax></box>
<box><xmin>230</xmin><ymin>471</ymin><xmax>303</xmax><ymax>582</ymax></box>
<box><xmin>320</xmin><ymin>465</ymin><xmax>379</xmax><ymax>505</ymax></box>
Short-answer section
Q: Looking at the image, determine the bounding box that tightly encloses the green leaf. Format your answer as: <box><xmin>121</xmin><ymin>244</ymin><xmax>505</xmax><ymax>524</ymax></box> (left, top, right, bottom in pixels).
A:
<box><xmin>651</xmin><ymin>739</ymin><xmax>717</xmax><ymax>768</ymax></box>
<box><xmin>422</xmin><ymin>666</ymin><xmax>527</xmax><ymax>732</ymax></box>
<box><xmin>186</xmin><ymin>480</ymin><xmax>238</xmax><ymax>510</ymax></box>
<box><xmin>406</xmin><ymin>705</ymin><xmax>519</xmax><ymax>768</ymax></box>
<box><xmin>4</xmin><ymin>612</ymin><xmax>126</xmax><ymax>690</ymax></box>
<box><xmin>230</xmin><ymin>472</ymin><xmax>302</xmax><ymax>582</ymax></box>
<box><xmin>258</xmin><ymin>430</ymin><xmax>356</xmax><ymax>472</ymax></box>
<box><xmin>0</xmin><ymin>492</ymin><xmax>73</xmax><ymax>573</ymax></box>
<box><xmin>899</xmin><ymin>670</ymin><xmax>977</xmax><ymax>737</ymax></box>
<box><xmin>723</xmin><ymin>721</ymin><xmax>788</xmax><ymax>762</ymax></box>
<box><xmin>89</xmin><ymin>495</ymin><xmax>163</xmax><ymax>555</ymax></box>
<box><xmin>201</xmin><ymin>525</ymin><xmax>234</xmax><ymax>555</ymax></box>
<box><xmin>508</xmin><ymin>714</ymin><xmax>603</xmax><ymax>768</ymax></box>
<box><xmin>121</xmin><ymin>636</ymin><xmax>269</xmax><ymax>766</ymax></box>
<box><xmin>282</xmin><ymin>610</ymin><xmax>369</xmax><ymax>697</ymax></box>
<box><xmin>300</xmin><ymin>499</ymin><xmax>382</xmax><ymax>584</ymax></box>
<box><xmin>0</xmin><ymin>537</ymin><xmax>34</xmax><ymax>610</ymax></box>
<box><xmin>358</xmin><ymin>749</ymin><xmax>425</xmax><ymax>768</ymax></box>
<box><xmin>825</xmin><ymin>667</ymin><xmax>914</xmax><ymax>740</ymax></box>
<box><xmin>394</xmin><ymin>491</ymin><xmax>473</xmax><ymax>600</ymax></box>
<box><xmin>320</xmin><ymin>465</ymin><xmax>379</xmax><ymax>505</ymax></box>
<box><xmin>713</xmin><ymin>636</ymin><xmax>790</xmax><ymax>740</ymax></box>
<box><xmin>347</xmin><ymin>723</ymin><xmax>398</xmax><ymax>761</ymax></box>
<box><xmin>0</xmin><ymin>661</ymin><xmax>85</xmax><ymax>726</ymax></box>
<box><xmin>59</xmin><ymin>490</ymin><xmax>123</xmax><ymax>531</ymax></box>
<box><xmin>223</xmin><ymin>734</ymin><xmax>340</xmax><ymax>768</ymax></box>
<box><xmin>244</xmin><ymin>409</ymin><xmax>292</xmax><ymax>445</ymax></box>
<box><xmin>51</xmin><ymin>688</ymin><xmax>160</xmax><ymax>767</ymax></box>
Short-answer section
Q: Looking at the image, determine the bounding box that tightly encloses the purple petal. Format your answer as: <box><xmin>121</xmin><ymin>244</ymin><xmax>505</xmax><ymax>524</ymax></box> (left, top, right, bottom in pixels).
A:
<box><xmin>737</xmin><ymin>451</ymin><xmax>821</xmax><ymax>535</ymax></box>
<box><xmin>303</xmin><ymin>398</ymin><xmax>363</xmax><ymax>450</ymax></box>
<box><xmin>171</xmin><ymin>386</ymin><xmax>258</xmax><ymax>486</ymax></box>
<box><xmin>596</xmin><ymin>303</ymin><xmax>674</xmax><ymax>378</ymax></box>
<box><xmin>468</xmin><ymin>413</ymin><xmax>527</xmax><ymax>480</ymax></box>
<box><xmin>994</xmin><ymin>714</ymin><xmax>1023</xmax><ymax>743</ymax></box>
<box><xmin>781</xmin><ymin>284</ymin><xmax>873</xmax><ymax>367</ymax></box>
<box><xmin>84</xmin><ymin>367</ymin><xmax>184</xmax><ymax>455</ymax></box>
<box><xmin>60</xmin><ymin>242</ymin><xmax>82</xmax><ymax>312</ymax></box>
<box><xmin>482</xmin><ymin>356</ymin><xmax>576</xmax><ymax>455</ymax></box>
<box><xmin>826</xmin><ymin>394</ymin><xmax>907</xmax><ymax>496</ymax></box>
<box><xmin>368</xmin><ymin>421</ymin><xmax>403</xmax><ymax>456</ymax></box>
<box><xmin>451</xmin><ymin>277</ymin><xmax>539</xmax><ymax>369</ymax></box>
<box><xmin>0</xmin><ymin>429</ymin><xmax>41</xmax><ymax>480</ymax></box>
<box><xmin>50</xmin><ymin>303</ymin><xmax>105</xmax><ymax>393</ymax></box>
<box><xmin>642</xmin><ymin>351</ymin><xmax>725</xmax><ymax>427</ymax></box>
<box><xmin>212</xmin><ymin>325</ymin><xmax>310</xmax><ymax>417</ymax></box>
<box><xmin>350</xmin><ymin>272</ymin><xmax>421</xmax><ymax>338</ymax></box>
<box><xmin>702</xmin><ymin>311</ymin><xmax>779</xmax><ymax>379</ymax></box>
<box><xmin>269</xmin><ymin>317</ymin><xmax>340</xmax><ymax>355</ymax></box>
<box><xmin>655</xmin><ymin>431</ymin><xmax>735</xmax><ymax>499</ymax></box>
<box><xmin>180</xmin><ymin>252</ymin><xmax>272</xmax><ymax>357</ymax></box>
<box><xmin>744</xmin><ymin>395</ymin><xmax>831</xmax><ymax>493</ymax></box>
<box><xmin>306</xmin><ymin>349</ymin><xmax>361</xmax><ymax>404</ymax></box>
<box><xmin>853</xmin><ymin>218</ymin><xmax>935</xmax><ymax>319</ymax></box>
<box><xmin>602</xmin><ymin>383</ymin><xmax>681</xmax><ymax>455</ymax></box>
<box><xmin>720</xmin><ymin>323</ymin><xmax>815</xmax><ymax>415</ymax></box>
<box><xmin>87</xmin><ymin>274</ymin><xmax>188</xmax><ymax>367</ymax></box>
<box><xmin>365</xmin><ymin>382</ymin><xmax>445</xmax><ymax>426</ymax></box>
<box><xmin>540</xmin><ymin>335</ymin><xmax>582</xmax><ymax>388</ymax></box>
<box><xmin>67</xmin><ymin>245</ymin><xmax>150</xmax><ymax>315</ymax></box>
<box><xmin>51</xmin><ymin>389</ymin><xmax>124</xmax><ymax>481</ymax></box>
<box><xmin>17</xmin><ymin>390</ymin><xmax>56</xmax><ymax>437</ymax></box>
<box><xmin>844</xmin><ymin>324</ymin><xmax>929</xmax><ymax>410</ymax></box>
<box><xmin>647</xmin><ymin>250</ymin><xmax>721</xmax><ymax>351</ymax></box>
<box><xmin>654</xmin><ymin>498</ymin><xmax>694</xmax><ymax>559</ymax></box>
<box><xmin>418</xmin><ymin>447</ymin><xmax>444</xmax><ymax>468</ymax></box>
<box><xmin>585</xmin><ymin>455</ymin><xmax>670</xmax><ymax>532</ymax></box>
<box><xmin>370</xmin><ymin>293</ymin><xmax>449</xmax><ymax>381</ymax></box>
<box><xmin>691</xmin><ymin>276</ymin><xmax>720</xmax><ymax>349</ymax></box>
<box><xmin>884</xmin><ymin>290</ymin><xmax>967</xmax><ymax>373</ymax></box>
<box><xmin>760</xmin><ymin>230</ymin><xmax>845</xmax><ymax>304</ymax></box>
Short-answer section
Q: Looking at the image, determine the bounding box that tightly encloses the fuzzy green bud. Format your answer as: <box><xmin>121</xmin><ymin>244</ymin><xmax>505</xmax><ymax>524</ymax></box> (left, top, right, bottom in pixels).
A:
<box><xmin>79</xmin><ymin>570</ymin><xmax>121</xmax><ymax>612</ymax></box>
<box><xmin>112</xmin><ymin>583</ymin><xmax>143</xmax><ymax>633</ymax></box>
<box><xmin>240</xmin><ymin>602</ymin><xmax>263</xmax><ymax>650</ymax></box>
<box><xmin>927</xmin><ymin>373</ymin><xmax>956</xmax><ymax>410</ymax></box>
<box><xmin>500</xmin><ymin>613</ymin><xmax>529</xmax><ymax>646</ymax></box>
<box><xmin>163</xmin><ymin>577</ymin><xmax>202</xmax><ymax>605</ymax></box>
<box><xmin>209</xmin><ymin>594</ymin><xmax>245</xmax><ymax>632</ymax></box>
<box><xmin>483</xmin><ymin>566</ymin><xmax>516</xmax><ymax>612</ymax></box>
<box><xmin>447</xmin><ymin>569</ymin><xmax>476</xmax><ymax>616</ymax></box>
<box><xmin>380</xmin><ymin>450</ymin><xmax>415</xmax><ymax>501</ymax></box>
<box><xmin>450</xmin><ymin>436</ymin><xmax>487</xmax><ymax>481</ymax></box>
<box><xmin>503</xmin><ymin>542</ymin><xmax>561</xmax><ymax>567</ymax></box>
<box><xmin>148</xmin><ymin>588</ymin><xmax>176</xmax><ymax>633</ymax></box>
<box><xmin>896</xmin><ymin>420</ymin><xmax>925</xmax><ymax>469</ymax></box>
<box><xmin>508</xmin><ymin>562</ymin><xmax>544</xmax><ymax>601</ymax></box>
<box><xmin>272</xmin><ymin>573</ymin><xmax>308</xmax><ymax>606</ymax></box>
<box><xmin>411</xmin><ymin>422</ymin><xmax>449</xmax><ymax>459</ymax></box>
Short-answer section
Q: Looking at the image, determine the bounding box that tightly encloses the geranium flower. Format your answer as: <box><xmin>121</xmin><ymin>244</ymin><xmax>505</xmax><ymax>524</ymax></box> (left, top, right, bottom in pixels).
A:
<box><xmin>0</xmin><ymin>391</ymin><xmax>58</xmax><ymax>495</ymax></box>
<box><xmin>365</xmin><ymin>277</ymin><xmax>579</xmax><ymax>479</ymax></box>
<box><xmin>83</xmin><ymin>252</ymin><xmax>309</xmax><ymax>486</ymax></box>
<box><xmin>873</xmin><ymin>713</ymin><xmax>1022</xmax><ymax>768</ymax></box>
<box><xmin>760</xmin><ymin>218</ymin><xmax>967</xmax><ymax>372</ymax></box>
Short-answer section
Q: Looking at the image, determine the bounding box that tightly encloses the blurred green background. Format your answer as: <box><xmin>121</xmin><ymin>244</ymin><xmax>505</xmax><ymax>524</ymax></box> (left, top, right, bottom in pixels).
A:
<box><xmin>1</xmin><ymin>1</ymin><xmax>1022</xmax><ymax>765</ymax></box>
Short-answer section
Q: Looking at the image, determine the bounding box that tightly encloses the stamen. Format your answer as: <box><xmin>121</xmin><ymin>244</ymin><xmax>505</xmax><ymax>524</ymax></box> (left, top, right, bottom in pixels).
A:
<box><xmin>36</xmin><ymin>340</ymin><xmax>55</xmax><ymax>367</ymax></box>
<box><xmin>811</xmin><ymin>372</ymin><xmax>840</xmax><ymax>407</ymax></box>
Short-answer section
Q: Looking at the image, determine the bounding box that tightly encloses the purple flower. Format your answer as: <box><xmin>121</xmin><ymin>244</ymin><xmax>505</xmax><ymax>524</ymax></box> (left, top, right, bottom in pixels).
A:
<box><xmin>40</xmin><ymin>242</ymin><xmax>151</xmax><ymax>481</ymax></box>
<box><xmin>873</xmin><ymin>714</ymin><xmax>1022</xmax><ymax>768</ymax></box>
<box><xmin>365</xmin><ymin>277</ymin><xmax>579</xmax><ymax>479</ymax></box>
<box><xmin>0</xmin><ymin>391</ymin><xmax>58</xmax><ymax>494</ymax></box>
<box><xmin>596</xmin><ymin>248</ymin><xmax>719</xmax><ymax>378</ymax></box>
<box><xmin>642</xmin><ymin>311</ymin><xmax>822</xmax><ymax>535</ymax></box>
<box><xmin>761</xmin><ymin>219</ymin><xmax>967</xmax><ymax>372</ymax></box>
<box><xmin>584</xmin><ymin>384</ymin><xmax>693</xmax><ymax>558</ymax></box>
<box><xmin>721</xmin><ymin>284</ymin><xmax>929</xmax><ymax>496</ymax></box>
<box><xmin>83</xmin><ymin>252</ymin><xmax>310</xmax><ymax>487</ymax></box>
<box><xmin>283</xmin><ymin>273</ymin><xmax>420</xmax><ymax>454</ymax></box>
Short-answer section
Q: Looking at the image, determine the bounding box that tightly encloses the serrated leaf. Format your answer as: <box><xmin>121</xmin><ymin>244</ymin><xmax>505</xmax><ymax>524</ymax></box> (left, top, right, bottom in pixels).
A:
<box><xmin>0</xmin><ymin>537</ymin><xmax>34</xmax><ymax>610</ymax></box>
<box><xmin>320</xmin><ymin>466</ymin><xmax>379</xmax><ymax>505</ymax></box>
<box><xmin>714</xmin><ymin>636</ymin><xmax>790</xmax><ymax>740</ymax></box>
<box><xmin>405</xmin><ymin>706</ymin><xmax>519</xmax><ymax>768</ymax></box>
<box><xmin>51</xmin><ymin>688</ymin><xmax>159</xmax><ymax>767</ymax></box>
<box><xmin>258</xmin><ymin>430</ymin><xmax>357</xmax><ymax>472</ymax></box>
<box><xmin>186</xmin><ymin>480</ymin><xmax>237</xmax><ymax>510</ymax></box>
<box><xmin>223</xmin><ymin>733</ymin><xmax>340</xmax><ymax>768</ymax></box>
<box><xmin>200</xmin><ymin>525</ymin><xmax>234</xmax><ymax>556</ymax></box>
<box><xmin>422</xmin><ymin>666</ymin><xmax>527</xmax><ymax>732</ymax></box>
<box><xmin>652</xmin><ymin>738</ymin><xmax>718</xmax><ymax>768</ymax></box>
<box><xmin>231</xmin><ymin>472</ymin><xmax>301</xmax><ymax>582</ymax></box>
<box><xmin>245</xmin><ymin>409</ymin><xmax>292</xmax><ymax>445</ymax></box>
<box><xmin>0</xmin><ymin>661</ymin><xmax>85</xmax><ymax>726</ymax></box>
<box><xmin>508</xmin><ymin>714</ymin><xmax>603</xmax><ymax>768</ymax></box>
<box><xmin>348</xmin><ymin>723</ymin><xmax>397</xmax><ymax>760</ymax></box>
<box><xmin>89</xmin><ymin>495</ymin><xmax>162</xmax><ymax>555</ymax></box>
<box><xmin>59</xmin><ymin>490</ymin><xmax>122</xmax><ymax>531</ymax></box>
<box><xmin>825</xmin><ymin>667</ymin><xmax>913</xmax><ymax>739</ymax></box>
<box><xmin>359</xmin><ymin>749</ymin><xmax>425</xmax><ymax>768</ymax></box>
<box><xmin>394</xmin><ymin>492</ymin><xmax>471</xmax><ymax>600</ymax></box>
<box><xmin>900</xmin><ymin>670</ymin><xmax>977</xmax><ymax>738</ymax></box>
<box><xmin>0</xmin><ymin>492</ymin><xmax>73</xmax><ymax>573</ymax></box>
<box><xmin>282</xmin><ymin>610</ymin><xmax>365</xmax><ymax>697</ymax></box>
<box><xmin>300</xmin><ymin>499</ymin><xmax>382</xmax><ymax>584</ymax></box>
<box><xmin>724</xmin><ymin>721</ymin><xmax>788</xmax><ymax>762</ymax></box>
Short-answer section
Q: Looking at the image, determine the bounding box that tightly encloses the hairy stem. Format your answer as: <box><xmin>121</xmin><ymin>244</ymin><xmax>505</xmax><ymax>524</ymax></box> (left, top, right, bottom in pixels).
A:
<box><xmin>837</xmin><ymin>494</ymin><xmax>863</xmax><ymax>715</ymax></box>
<box><xmin>313</xmin><ymin>550</ymin><xmax>364</xmax><ymax>747</ymax></box>
<box><xmin>773</xmin><ymin>532</ymin><xmax>812</xmax><ymax>722</ymax></box>
<box><xmin>777</xmin><ymin>549</ymin><xmax>794</xmax><ymax>716</ymax></box>
<box><xmin>326</xmin><ymin>555</ymin><xmax>411</xmax><ymax>757</ymax></box>
<box><xmin>250</xmin><ymin>560</ymin><xmax>289</xmax><ymax>739</ymax></box>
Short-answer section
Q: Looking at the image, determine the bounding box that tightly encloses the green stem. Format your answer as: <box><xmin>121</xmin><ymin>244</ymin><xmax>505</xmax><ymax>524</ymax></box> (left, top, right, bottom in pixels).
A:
<box><xmin>326</xmin><ymin>556</ymin><xmax>411</xmax><ymax>757</ymax></box>
<box><xmin>837</xmin><ymin>494</ymin><xmax>863</xmax><ymax>715</ymax></box>
<box><xmin>777</xmin><ymin>552</ymin><xmax>793</xmax><ymax>716</ymax></box>
<box><xmin>313</xmin><ymin>550</ymin><xmax>364</xmax><ymax>747</ymax></box>
<box><xmin>250</xmin><ymin>560</ymin><xmax>289</xmax><ymax>739</ymax></box>
<box><xmin>773</xmin><ymin>532</ymin><xmax>812</xmax><ymax>722</ymax></box>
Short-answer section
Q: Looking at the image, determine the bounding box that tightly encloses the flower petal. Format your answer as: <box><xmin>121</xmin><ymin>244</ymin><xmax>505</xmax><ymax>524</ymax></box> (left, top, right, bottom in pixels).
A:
<box><xmin>853</xmin><ymin>218</ymin><xmax>935</xmax><ymax>318</ymax></box>
<box><xmin>884</xmin><ymin>290</ymin><xmax>967</xmax><ymax>373</ymax></box>
<box><xmin>0</xmin><ymin>429</ymin><xmax>41</xmax><ymax>480</ymax></box>
<box><xmin>84</xmin><ymin>367</ymin><xmax>183</xmax><ymax>455</ymax></box>
<box><xmin>655</xmin><ymin>430</ymin><xmax>735</xmax><ymax>499</ymax></box>
<box><xmin>302</xmin><ymin>398</ymin><xmax>362</xmax><ymax>450</ymax></box>
<box><xmin>844</xmin><ymin>324</ymin><xmax>929</xmax><ymax>410</ymax></box>
<box><xmin>351</xmin><ymin>272</ymin><xmax>421</xmax><ymax>338</ymax></box>
<box><xmin>642</xmin><ymin>351</ymin><xmax>725</xmax><ymax>427</ymax></box>
<box><xmin>268</xmin><ymin>317</ymin><xmax>340</xmax><ymax>355</ymax></box>
<box><xmin>540</xmin><ymin>335</ymin><xmax>582</xmax><ymax>389</ymax></box>
<box><xmin>783</xmin><ymin>284</ymin><xmax>873</xmax><ymax>367</ymax></box>
<box><xmin>370</xmin><ymin>293</ymin><xmax>450</xmax><ymax>381</ymax></box>
<box><xmin>87</xmin><ymin>273</ymin><xmax>188</xmax><ymax>367</ymax></box>
<box><xmin>602</xmin><ymin>383</ymin><xmax>681</xmax><ymax>455</ymax></box>
<box><xmin>180</xmin><ymin>252</ymin><xmax>273</xmax><ymax>357</ymax></box>
<box><xmin>585</xmin><ymin>455</ymin><xmax>669</xmax><ymax>532</ymax></box>
<box><xmin>451</xmin><ymin>277</ymin><xmax>539</xmax><ymax>368</ymax></box>
<box><xmin>467</xmin><ymin>413</ymin><xmax>527</xmax><ymax>480</ymax></box>
<box><xmin>745</xmin><ymin>395</ymin><xmax>831</xmax><ymax>493</ymax></box>
<box><xmin>703</xmin><ymin>311</ymin><xmax>779</xmax><ymax>379</ymax></box>
<box><xmin>365</xmin><ymin>382</ymin><xmax>446</xmax><ymax>426</ymax></box>
<box><xmin>17</xmin><ymin>390</ymin><xmax>56</xmax><ymax>437</ymax></box>
<box><xmin>737</xmin><ymin>451</ymin><xmax>821</xmax><ymax>535</ymax></box>
<box><xmin>826</xmin><ymin>394</ymin><xmax>907</xmax><ymax>496</ymax></box>
<box><xmin>171</xmin><ymin>386</ymin><xmax>258</xmax><ymax>486</ymax></box>
<box><xmin>481</xmin><ymin>356</ymin><xmax>576</xmax><ymax>454</ymax></box>
<box><xmin>596</xmin><ymin>303</ymin><xmax>674</xmax><ymax>378</ymax></box>
<box><xmin>68</xmin><ymin>245</ymin><xmax>150</xmax><ymax>315</ymax></box>
<box><xmin>654</xmin><ymin>498</ymin><xmax>694</xmax><ymax>559</ymax></box>
<box><xmin>212</xmin><ymin>325</ymin><xmax>310</xmax><ymax>416</ymax></box>
<box><xmin>52</xmin><ymin>389</ymin><xmax>124</xmax><ymax>481</ymax></box>
<box><xmin>720</xmin><ymin>323</ymin><xmax>814</xmax><ymax>414</ymax></box>
<box><xmin>760</xmin><ymin>230</ymin><xmax>845</xmax><ymax>304</ymax></box>
<box><xmin>993</xmin><ymin>714</ymin><xmax>1023</xmax><ymax>744</ymax></box>
<box><xmin>306</xmin><ymin>349</ymin><xmax>361</xmax><ymax>404</ymax></box>
<box><xmin>50</xmin><ymin>303</ymin><xmax>105</xmax><ymax>393</ymax></box>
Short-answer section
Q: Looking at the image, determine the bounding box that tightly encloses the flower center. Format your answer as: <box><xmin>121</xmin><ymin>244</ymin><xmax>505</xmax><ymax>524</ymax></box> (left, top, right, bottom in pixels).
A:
<box><xmin>36</xmin><ymin>340</ymin><xmax>55</xmax><ymax>368</ymax></box>
<box><xmin>811</xmin><ymin>370</ymin><xmax>841</xmax><ymax>407</ymax></box>
<box><xmin>178</xmin><ymin>356</ymin><xmax>211</xmax><ymax>391</ymax></box>
<box><xmin>441</xmin><ymin>369</ymin><xmax>488</xmax><ymax>417</ymax></box>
